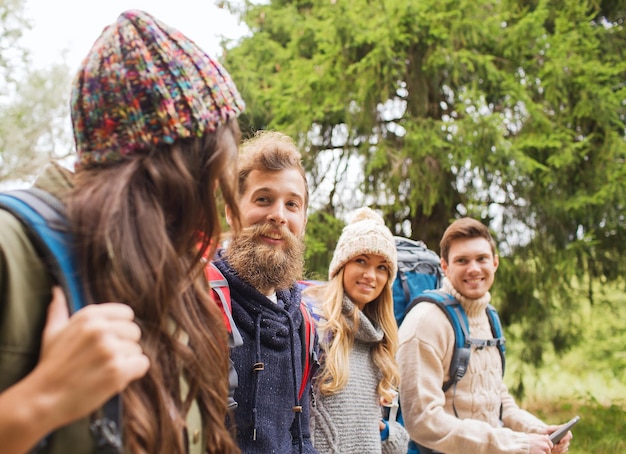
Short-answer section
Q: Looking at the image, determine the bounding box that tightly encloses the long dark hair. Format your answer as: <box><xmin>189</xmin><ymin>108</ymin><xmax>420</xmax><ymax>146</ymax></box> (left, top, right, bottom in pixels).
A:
<box><xmin>66</xmin><ymin>119</ymin><xmax>241</xmax><ymax>454</ymax></box>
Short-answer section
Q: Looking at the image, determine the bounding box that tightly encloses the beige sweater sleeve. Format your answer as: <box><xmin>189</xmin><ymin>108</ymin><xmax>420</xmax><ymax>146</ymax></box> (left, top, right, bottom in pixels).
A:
<box><xmin>397</xmin><ymin>303</ymin><xmax>538</xmax><ymax>454</ymax></box>
<box><xmin>500</xmin><ymin>382</ymin><xmax>547</xmax><ymax>433</ymax></box>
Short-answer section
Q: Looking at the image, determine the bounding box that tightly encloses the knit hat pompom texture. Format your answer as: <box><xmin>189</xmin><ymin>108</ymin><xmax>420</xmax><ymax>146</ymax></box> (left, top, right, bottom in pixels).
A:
<box><xmin>328</xmin><ymin>207</ymin><xmax>398</xmax><ymax>282</ymax></box>
<box><xmin>71</xmin><ymin>9</ymin><xmax>245</xmax><ymax>166</ymax></box>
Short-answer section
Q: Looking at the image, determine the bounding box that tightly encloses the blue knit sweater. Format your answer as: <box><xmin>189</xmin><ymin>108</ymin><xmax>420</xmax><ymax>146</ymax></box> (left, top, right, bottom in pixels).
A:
<box><xmin>214</xmin><ymin>258</ymin><xmax>317</xmax><ymax>454</ymax></box>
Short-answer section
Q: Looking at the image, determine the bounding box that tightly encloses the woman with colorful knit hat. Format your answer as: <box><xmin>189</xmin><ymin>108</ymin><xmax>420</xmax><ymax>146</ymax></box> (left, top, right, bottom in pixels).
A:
<box><xmin>0</xmin><ymin>10</ymin><xmax>244</xmax><ymax>454</ymax></box>
<box><xmin>303</xmin><ymin>207</ymin><xmax>410</xmax><ymax>453</ymax></box>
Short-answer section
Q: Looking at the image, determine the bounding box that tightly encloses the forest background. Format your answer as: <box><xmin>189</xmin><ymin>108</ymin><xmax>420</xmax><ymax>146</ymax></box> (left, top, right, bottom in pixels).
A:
<box><xmin>1</xmin><ymin>0</ymin><xmax>624</xmax><ymax>452</ymax></box>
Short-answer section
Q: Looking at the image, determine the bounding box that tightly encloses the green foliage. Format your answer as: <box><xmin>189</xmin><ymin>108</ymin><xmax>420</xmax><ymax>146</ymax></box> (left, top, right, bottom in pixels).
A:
<box><xmin>504</xmin><ymin>281</ymin><xmax>626</xmax><ymax>401</ymax></box>
<box><xmin>0</xmin><ymin>64</ymin><xmax>73</xmax><ymax>183</ymax></box>
<box><xmin>527</xmin><ymin>398</ymin><xmax>625</xmax><ymax>454</ymax></box>
<box><xmin>504</xmin><ymin>283</ymin><xmax>626</xmax><ymax>451</ymax></box>
<box><xmin>0</xmin><ymin>0</ymin><xmax>30</xmax><ymax>93</ymax></box>
<box><xmin>303</xmin><ymin>209</ymin><xmax>344</xmax><ymax>279</ymax></box>
<box><xmin>223</xmin><ymin>0</ymin><xmax>626</xmax><ymax>368</ymax></box>
<box><xmin>0</xmin><ymin>0</ymin><xmax>73</xmax><ymax>185</ymax></box>
<box><xmin>570</xmin><ymin>401</ymin><xmax>626</xmax><ymax>454</ymax></box>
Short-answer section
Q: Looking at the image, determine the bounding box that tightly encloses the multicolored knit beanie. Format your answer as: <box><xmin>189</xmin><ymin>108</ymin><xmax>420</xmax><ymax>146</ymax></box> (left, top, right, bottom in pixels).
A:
<box><xmin>71</xmin><ymin>9</ymin><xmax>245</xmax><ymax>166</ymax></box>
<box><xmin>328</xmin><ymin>207</ymin><xmax>398</xmax><ymax>281</ymax></box>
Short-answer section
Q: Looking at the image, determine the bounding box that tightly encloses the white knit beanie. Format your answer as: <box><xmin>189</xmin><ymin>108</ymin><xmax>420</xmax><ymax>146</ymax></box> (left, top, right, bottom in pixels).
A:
<box><xmin>328</xmin><ymin>207</ymin><xmax>398</xmax><ymax>281</ymax></box>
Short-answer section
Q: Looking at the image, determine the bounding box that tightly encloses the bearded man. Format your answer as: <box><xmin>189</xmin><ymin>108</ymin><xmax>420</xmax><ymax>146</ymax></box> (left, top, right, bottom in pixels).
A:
<box><xmin>213</xmin><ymin>131</ymin><xmax>317</xmax><ymax>454</ymax></box>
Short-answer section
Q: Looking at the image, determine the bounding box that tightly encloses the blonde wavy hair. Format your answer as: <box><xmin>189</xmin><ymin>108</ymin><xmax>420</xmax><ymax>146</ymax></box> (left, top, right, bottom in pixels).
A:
<box><xmin>304</xmin><ymin>267</ymin><xmax>400</xmax><ymax>403</ymax></box>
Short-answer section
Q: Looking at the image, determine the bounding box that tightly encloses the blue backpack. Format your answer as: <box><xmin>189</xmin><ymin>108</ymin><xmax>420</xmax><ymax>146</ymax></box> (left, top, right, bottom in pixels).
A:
<box><xmin>399</xmin><ymin>290</ymin><xmax>506</xmax><ymax>454</ymax></box>
<box><xmin>0</xmin><ymin>188</ymin><xmax>122</xmax><ymax>454</ymax></box>
<box><xmin>392</xmin><ymin>236</ymin><xmax>443</xmax><ymax>325</ymax></box>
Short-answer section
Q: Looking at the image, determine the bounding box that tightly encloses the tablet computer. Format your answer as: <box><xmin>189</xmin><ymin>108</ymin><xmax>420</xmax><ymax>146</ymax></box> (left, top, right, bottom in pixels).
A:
<box><xmin>549</xmin><ymin>416</ymin><xmax>580</xmax><ymax>444</ymax></box>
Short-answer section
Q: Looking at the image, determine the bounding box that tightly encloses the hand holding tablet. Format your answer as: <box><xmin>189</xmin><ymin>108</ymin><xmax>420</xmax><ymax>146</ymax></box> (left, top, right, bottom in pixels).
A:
<box><xmin>549</xmin><ymin>415</ymin><xmax>580</xmax><ymax>444</ymax></box>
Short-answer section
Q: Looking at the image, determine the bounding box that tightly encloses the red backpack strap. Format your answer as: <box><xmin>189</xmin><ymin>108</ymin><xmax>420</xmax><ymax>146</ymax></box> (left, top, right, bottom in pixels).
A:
<box><xmin>298</xmin><ymin>299</ymin><xmax>318</xmax><ymax>400</ymax></box>
<box><xmin>204</xmin><ymin>262</ymin><xmax>243</xmax><ymax>347</ymax></box>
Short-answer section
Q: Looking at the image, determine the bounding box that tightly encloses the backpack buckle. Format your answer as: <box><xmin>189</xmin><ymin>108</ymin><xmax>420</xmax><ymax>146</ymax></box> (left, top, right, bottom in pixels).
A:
<box><xmin>90</xmin><ymin>418</ymin><xmax>123</xmax><ymax>454</ymax></box>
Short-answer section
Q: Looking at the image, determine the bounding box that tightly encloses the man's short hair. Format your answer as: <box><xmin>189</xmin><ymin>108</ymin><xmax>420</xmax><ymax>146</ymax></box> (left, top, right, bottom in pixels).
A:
<box><xmin>439</xmin><ymin>217</ymin><xmax>496</xmax><ymax>262</ymax></box>
<box><xmin>238</xmin><ymin>131</ymin><xmax>309</xmax><ymax>209</ymax></box>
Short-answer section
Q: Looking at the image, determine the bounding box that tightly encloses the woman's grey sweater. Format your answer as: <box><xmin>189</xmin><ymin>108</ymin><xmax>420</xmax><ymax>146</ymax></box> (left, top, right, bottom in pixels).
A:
<box><xmin>310</xmin><ymin>297</ymin><xmax>409</xmax><ymax>453</ymax></box>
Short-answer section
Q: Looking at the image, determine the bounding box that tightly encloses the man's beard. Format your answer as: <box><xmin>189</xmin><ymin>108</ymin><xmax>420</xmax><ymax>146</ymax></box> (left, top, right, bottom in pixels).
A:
<box><xmin>226</xmin><ymin>223</ymin><xmax>305</xmax><ymax>292</ymax></box>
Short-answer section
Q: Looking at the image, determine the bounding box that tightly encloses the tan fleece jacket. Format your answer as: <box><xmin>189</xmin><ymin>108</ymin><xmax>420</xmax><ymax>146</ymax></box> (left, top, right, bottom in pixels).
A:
<box><xmin>397</xmin><ymin>279</ymin><xmax>546</xmax><ymax>454</ymax></box>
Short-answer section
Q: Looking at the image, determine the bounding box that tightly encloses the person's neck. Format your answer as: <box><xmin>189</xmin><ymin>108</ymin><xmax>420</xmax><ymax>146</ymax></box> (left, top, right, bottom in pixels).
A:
<box><xmin>441</xmin><ymin>278</ymin><xmax>491</xmax><ymax>318</ymax></box>
<box><xmin>261</xmin><ymin>286</ymin><xmax>275</xmax><ymax>297</ymax></box>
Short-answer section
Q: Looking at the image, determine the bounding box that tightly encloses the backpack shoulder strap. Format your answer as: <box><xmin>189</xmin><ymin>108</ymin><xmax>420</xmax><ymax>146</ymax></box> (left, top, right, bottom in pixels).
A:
<box><xmin>295</xmin><ymin>280</ymin><xmax>321</xmax><ymax>401</ymax></box>
<box><xmin>405</xmin><ymin>290</ymin><xmax>471</xmax><ymax>393</ymax></box>
<box><xmin>298</xmin><ymin>299</ymin><xmax>318</xmax><ymax>401</ymax></box>
<box><xmin>485</xmin><ymin>303</ymin><xmax>506</xmax><ymax>376</ymax></box>
<box><xmin>204</xmin><ymin>262</ymin><xmax>243</xmax><ymax>348</ymax></box>
<box><xmin>203</xmin><ymin>261</ymin><xmax>242</xmax><ymax>411</ymax></box>
<box><xmin>0</xmin><ymin>188</ymin><xmax>87</xmax><ymax>312</ymax></box>
<box><xmin>0</xmin><ymin>188</ymin><xmax>123</xmax><ymax>453</ymax></box>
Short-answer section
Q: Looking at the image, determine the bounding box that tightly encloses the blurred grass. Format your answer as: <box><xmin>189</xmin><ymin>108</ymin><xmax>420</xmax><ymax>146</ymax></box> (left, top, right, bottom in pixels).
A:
<box><xmin>503</xmin><ymin>283</ymin><xmax>626</xmax><ymax>453</ymax></box>
<box><xmin>525</xmin><ymin>398</ymin><xmax>625</xmax><ymax>454</ymax></box>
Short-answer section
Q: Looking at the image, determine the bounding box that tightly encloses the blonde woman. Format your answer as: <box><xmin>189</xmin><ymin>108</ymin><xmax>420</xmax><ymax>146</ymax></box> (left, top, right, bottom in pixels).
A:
<box><xmin>303</xmin><ymin>208</ymin><xmax>409</xmax><ymax>453</ymax></box>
